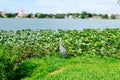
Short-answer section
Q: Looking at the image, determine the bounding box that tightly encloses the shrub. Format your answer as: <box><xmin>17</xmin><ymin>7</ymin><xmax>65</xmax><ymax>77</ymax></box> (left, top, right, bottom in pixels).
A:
<box><xmin>0</xmin><ymin>52</ymin><xmax>16</xmax><ymax>80</ymax></box>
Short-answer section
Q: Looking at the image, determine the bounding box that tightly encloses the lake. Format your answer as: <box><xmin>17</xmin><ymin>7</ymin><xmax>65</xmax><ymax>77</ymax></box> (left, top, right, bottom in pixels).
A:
<box><xmin>0</xmin><ymin>18</ymin><xmax>120</xmax><ymax>31</ymax></box>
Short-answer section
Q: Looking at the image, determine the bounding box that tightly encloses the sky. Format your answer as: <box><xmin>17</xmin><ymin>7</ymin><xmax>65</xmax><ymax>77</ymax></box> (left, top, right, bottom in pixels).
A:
<box><xmin>0</xmin><ymin>0</ymin><xmax>120</xmax><ymax>14</ymax></box>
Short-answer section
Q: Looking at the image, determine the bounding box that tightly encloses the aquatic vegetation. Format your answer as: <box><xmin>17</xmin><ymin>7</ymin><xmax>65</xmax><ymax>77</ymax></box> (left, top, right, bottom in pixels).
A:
<box><xmin>0</xmin><ymin>28</ymin><xmax>120</xmax><ymax>61</ymax></box>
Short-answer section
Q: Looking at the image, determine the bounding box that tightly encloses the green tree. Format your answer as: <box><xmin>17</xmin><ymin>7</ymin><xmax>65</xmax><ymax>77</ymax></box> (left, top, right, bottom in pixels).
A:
<box><xmin>48</xmin><ymin>14</ymin><xmax>54</xmax><ymax>18</ymax></box>
<box><xmin>35</xmin><ymin>13</ymin><xmax>48</xmax><ymax>18</ymax></box>
<box><xmin>35</xmin><ymin>13</ymin><xmax>41</xmax><ymax>18</ymax></box>
<box><xmin>26</xmin><ymin>13</ymin><xmax>33</xmax><ymax>18</ymax></box>
<box><xmin>110</xmin><ymin>14</ymin><xmax>116</xmax><ymax>19</ymax></box>
<box><xmin>5</xmin><ymin>13</ymin><xmax>18</xmax><ymax>18</ymax></box>
<box><xmin>88</xmin><ymin>13</ymin><xmax>92</xmax><ymax>18</ymax></box>
<box><xmin>80</xmin><ymin>14</ymin><xmax>85</xmax><ymax>19</ymax></box>
<box><xmin>54</xmin><ymin>14</ymin><xmax>65</xmax><ymax>18</ymax></box>
<box><xmin>93</xmin><ymin>13</ymin><xmax>98</xmax><ymax>16</ymax></box>
<box><xmin>72</xmin><ymin>13</ymin><xmax>80</xmax><ymax>18</ymax></box>
<box><xmin>101</xmin><ymin>14</ymin><xmax>108</xmax><ymax>19</ymax></box>
<box><xmin>81</xmin><ymin>11</ymin><xmax>88</xmax><ymax>15</ymax></box>
<box><xmin>80</xmin><ymin>11</ymin><xmax>89</xmax><ymax>19</ymax></box>
<box><xmin>98</xmin><ymin>14</ymin><xmax>103</xmax><ymax>17</ymax></box>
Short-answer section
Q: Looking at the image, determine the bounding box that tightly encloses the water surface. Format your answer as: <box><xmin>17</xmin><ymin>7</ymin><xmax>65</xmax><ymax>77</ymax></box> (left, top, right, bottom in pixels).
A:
<box><xmin>0</xmin><ymin>18</ymin><xmax>120</xmax><ymax>31</ymax></box>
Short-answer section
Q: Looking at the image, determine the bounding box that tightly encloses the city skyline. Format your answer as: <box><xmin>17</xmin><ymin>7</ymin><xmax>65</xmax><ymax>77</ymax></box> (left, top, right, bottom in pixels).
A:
<box><xmin>0</xmin><ymin>0</ymin><xmax>120</xmax><ymax>14</ymax></box>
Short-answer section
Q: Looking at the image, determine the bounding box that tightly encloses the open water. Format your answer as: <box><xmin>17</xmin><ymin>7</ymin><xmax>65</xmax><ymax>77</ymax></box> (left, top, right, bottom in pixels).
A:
<box><xmin>0</xmin><ymin>18</ymin><xmax>120</xmax><ymax>31</ymax></box>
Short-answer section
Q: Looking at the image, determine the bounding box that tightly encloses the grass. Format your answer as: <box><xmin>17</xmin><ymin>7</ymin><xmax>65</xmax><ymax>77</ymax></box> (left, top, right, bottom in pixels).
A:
<box><xmin>21</xmin><ymin>55</ymin><xmax>120</xmax><ymax>80</ymax></box>
<box><xmin>1</xmin><ymin>29</ymin><xmax>120</xmax><ymax>80</ymax></box>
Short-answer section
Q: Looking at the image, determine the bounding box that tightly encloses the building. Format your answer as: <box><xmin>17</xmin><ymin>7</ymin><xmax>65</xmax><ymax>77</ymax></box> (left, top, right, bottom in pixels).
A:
<box><xmin>92</xmin><ymin>16</ymin><xmax>101</xmax><ymax>19</ymax></box>
<box><xmin>65</xmin><ymin>15</ymin><xmax>73</xmax><ymax>19</ymax></box>
<box><xmin>17</xmin><ymin>9</ymin><xmax>25</xmax><ymax>18</ymax></box>
<box><xmin>0</xmin><ymin>10</ymin><xmax>6</xmax><ymax>17</ymax></box>
<box><xmin>116</xmin><ymin>14</ymin><xmax>120</xmax><ymax>19</ymax></box>
<box><xmin>108</xmin><ymin>14</ymin><xmax>112</xmax><ymax>19</ymax></box>
<box><xmin>108</xmin><ymin>13</ymin><xmax>120</xmax><ymax>19</ymax></box>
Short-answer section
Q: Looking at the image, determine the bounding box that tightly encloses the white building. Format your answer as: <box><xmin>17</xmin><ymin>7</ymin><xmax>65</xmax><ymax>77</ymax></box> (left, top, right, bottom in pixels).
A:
<box><xmin>17</xmin><ymin>9</ymin><xmax>25</xmax><ymax>18</ymax></box>
<box><xmin>108</xmin><ymin>14</ymin><xmax>112</xmax><ymax>19</ymax></box>
<box><xmin>116</xmin><ymin>14</ymin><xmax>120</xmax><ymax>19</ymax></box>
<box><xmin>0</xmin><ymin>10</ymin><xmax>6</xmax><ymax>17</ymax></box>
<box><xmin>65</xmin><ymin>15</ymin><xmax>73</xmax><ymax>19</ymax></box>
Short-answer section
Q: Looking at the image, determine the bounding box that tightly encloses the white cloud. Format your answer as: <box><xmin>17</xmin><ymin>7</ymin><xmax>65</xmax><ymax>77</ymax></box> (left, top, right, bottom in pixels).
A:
<box><xmin>34</xmin><ymin>0</ymin><xmax>70</xmax><ymax>7</ymax></box>
<box><xmin>0</xmin><ymin>0</ymin><xmax>120</xmax><ymax>13</ymax></box>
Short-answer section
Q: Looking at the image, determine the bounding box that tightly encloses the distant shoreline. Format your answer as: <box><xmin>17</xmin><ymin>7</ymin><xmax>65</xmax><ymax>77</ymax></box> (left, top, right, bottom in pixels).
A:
<box><xmin>0</xmin><ymin>11</ymin><xmax>119</xmax><ymax>19</ymax></box>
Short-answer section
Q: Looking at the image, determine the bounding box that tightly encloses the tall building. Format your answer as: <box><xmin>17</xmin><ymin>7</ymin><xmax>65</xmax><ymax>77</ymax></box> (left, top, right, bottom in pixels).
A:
<box><xmin>17</xmin><ymin>9</ymin><xmax>25</xmax><ymax>17</ymax></box>
<box><xmin>0</xmin><ymin>10</ymin><xmax>6</xmax><ymax>17</ymax></box>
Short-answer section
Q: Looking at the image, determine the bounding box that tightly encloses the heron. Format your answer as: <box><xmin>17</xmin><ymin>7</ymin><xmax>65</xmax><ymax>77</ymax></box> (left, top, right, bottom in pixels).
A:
<box><xmin>59</xmin><ymin>38</ymin><xmax>67</xmax><ymax>57</ymax></box>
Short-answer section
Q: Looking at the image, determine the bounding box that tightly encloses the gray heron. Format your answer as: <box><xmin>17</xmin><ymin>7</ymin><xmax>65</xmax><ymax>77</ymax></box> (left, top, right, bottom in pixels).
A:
<box><xmin>59</xmin><ymin>38</ymin><xmax>67</xmax><ymax>57</ymax></box>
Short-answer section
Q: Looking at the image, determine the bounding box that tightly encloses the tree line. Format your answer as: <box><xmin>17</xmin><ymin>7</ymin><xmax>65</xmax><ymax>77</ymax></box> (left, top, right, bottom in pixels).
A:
<box><xmin>0</xmin><ymin>11</ymin><xmax>118</xmax><ymax>19</ymax></box>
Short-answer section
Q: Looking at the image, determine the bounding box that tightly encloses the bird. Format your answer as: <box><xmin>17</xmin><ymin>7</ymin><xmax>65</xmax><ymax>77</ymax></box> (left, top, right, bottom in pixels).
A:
<box><xmin>59</xmin><ymin>38</ymin><xmax>67</xmax><ymax>57</ymax></box>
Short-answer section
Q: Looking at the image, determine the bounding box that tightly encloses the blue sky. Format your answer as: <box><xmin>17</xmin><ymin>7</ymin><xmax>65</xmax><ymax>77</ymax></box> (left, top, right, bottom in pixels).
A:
<box><xmin>0</xmin><ymin>0</ymin><xmax>120</xmax><ymax>14</ymax></box>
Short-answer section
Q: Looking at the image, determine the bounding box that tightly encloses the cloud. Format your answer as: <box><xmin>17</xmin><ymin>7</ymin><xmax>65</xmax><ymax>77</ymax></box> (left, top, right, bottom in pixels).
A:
<box><xmin>0</xmin><ymin>0</ymin><xmax>120</xmax><ymax>13</ymax></box>
<box><xmin>32</xmin><ymin>0</ymin><xmax>119</xmax><ymax>13</ymax></box>
<box><xmin>34</xmin><ymin>0</ymin><xmax>70</xmax><ymax>7</ymax></box>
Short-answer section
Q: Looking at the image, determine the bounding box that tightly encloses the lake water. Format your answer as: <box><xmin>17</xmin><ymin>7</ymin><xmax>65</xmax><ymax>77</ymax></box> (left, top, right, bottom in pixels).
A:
<box><xmin>0</xmin><ymin>18</ymin><xmax>120</xmax><ymax>31</ymax></box>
